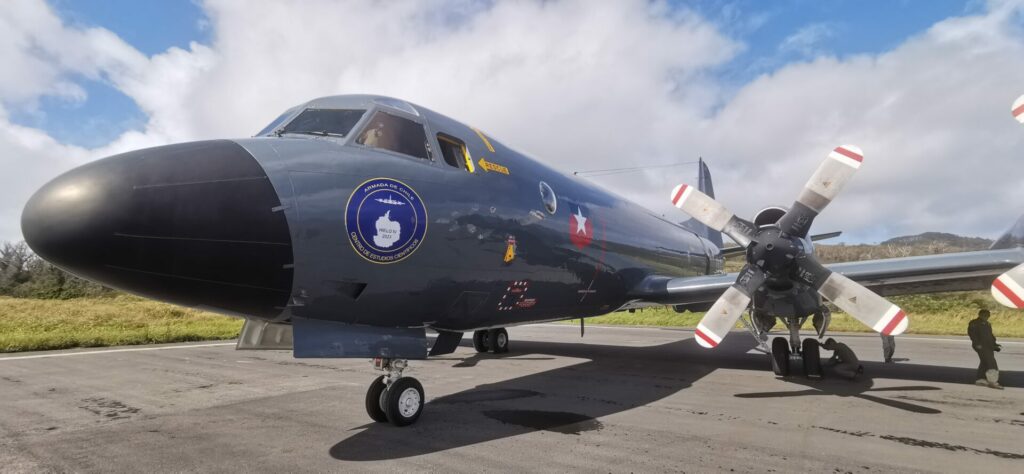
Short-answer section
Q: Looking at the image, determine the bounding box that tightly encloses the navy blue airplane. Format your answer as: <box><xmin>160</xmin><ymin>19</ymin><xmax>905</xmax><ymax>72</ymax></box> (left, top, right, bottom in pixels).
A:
<box><xmin>21</xmin><ymin>95</ymin><xmax>1024</xmax><ymax>426</ymax></box>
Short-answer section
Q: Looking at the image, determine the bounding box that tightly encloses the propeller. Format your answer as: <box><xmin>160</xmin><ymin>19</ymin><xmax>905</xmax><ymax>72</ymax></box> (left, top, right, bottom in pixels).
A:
<box><xmin>992</xmin><ymin>261</ymin><xmax>1024</xmax><ymax>309</ymax></box>
<box><xmin>671</xmin><ymin>145</ymin><xmax>909</xmax><ymax>348</ymax></box>
<box><xmin>996</xmin><ymin>97</ymin><xmax>1024</xmax><ymax>308</ymax></box>
<box><xmin>1013</xmin><ymin>94</ymin><xmax>1024</xmax><ymax>124</ymax></box>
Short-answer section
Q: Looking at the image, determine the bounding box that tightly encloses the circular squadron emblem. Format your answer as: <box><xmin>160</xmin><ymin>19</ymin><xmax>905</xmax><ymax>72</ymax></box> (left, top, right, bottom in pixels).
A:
<box><xmin>345</xmin><ymin>178</ymin><xmax>427</xmax><ymax>264</ymax></box>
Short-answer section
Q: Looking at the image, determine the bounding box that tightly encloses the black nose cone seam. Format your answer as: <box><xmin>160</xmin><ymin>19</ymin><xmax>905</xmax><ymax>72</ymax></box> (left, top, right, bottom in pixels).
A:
<box><xmin>21</xmin><ymin>140</ymin><xmax>293</xmax><ymax>318</ymax></box>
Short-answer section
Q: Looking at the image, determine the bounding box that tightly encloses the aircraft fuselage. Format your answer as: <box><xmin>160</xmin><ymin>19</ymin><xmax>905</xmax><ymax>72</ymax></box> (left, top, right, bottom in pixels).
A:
<box><xmin>22</xmin><ymin>95</ymin><xmax>722</xmax><ymax>332</ymax></box>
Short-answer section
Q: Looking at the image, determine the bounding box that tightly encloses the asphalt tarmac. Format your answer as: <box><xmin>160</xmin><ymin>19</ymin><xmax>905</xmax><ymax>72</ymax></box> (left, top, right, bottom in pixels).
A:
<box><xmin>1</xmin><ymin>324</ymin><xmax>1022</xmax><ymax>473</ymax></box>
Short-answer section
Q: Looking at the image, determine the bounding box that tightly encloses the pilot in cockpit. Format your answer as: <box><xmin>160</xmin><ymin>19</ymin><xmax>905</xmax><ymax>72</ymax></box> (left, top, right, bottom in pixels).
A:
<box><xmin>358</xmin><ymin>121</ymin><xmax>385</xmax><ymax>148</ymax></box>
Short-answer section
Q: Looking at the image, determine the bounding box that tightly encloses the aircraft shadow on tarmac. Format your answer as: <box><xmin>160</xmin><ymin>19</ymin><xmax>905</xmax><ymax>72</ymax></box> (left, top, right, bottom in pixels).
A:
<box><xmin>329</xmin><ymin>335</ymin><xmax>1021</xmax><ymax>461</ymax></box>
<box><xmin>735</xmin><ymin>376</ymin><xmax>945</xmax><ymax>414</ymax></box>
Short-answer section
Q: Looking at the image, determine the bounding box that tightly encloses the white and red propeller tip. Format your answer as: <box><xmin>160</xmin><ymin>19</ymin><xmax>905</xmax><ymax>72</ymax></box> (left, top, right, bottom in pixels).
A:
<box><xmin>828</xmin><ymin>144</ymin><xmax>864</xmax><ymax>169</ymax></box>
<box><xmin>693</xmin><ymin>286</ymin><xmax>751</xmax><ymax>349</ymax></box>
<box><xmin>670</xmin><ymin>184</ymin><xmax>694</xmax><ymax>209</ymax></box>
<box><xmin>873</xmin><ymin>305</ymin><xmax>909</xmax><ymax>336</ymax></box>
<box><xmin>793</xmin><ymin>145</ymin><xmax>864</xmax><ymax>216</ymax></box>
<box><xmin>816</xmin><ymin>272</ymin><xmax>909</xmax><ymax>336</ymax></box>
<box><xmin>991</xmin><ymin>264</ymin><xmax>1024</xmax><ymax>309</ymax></box>
<box><xmin>1013</xmin><ymin>94</ymin><xmax>1024</xmax><ymax>124</ymax></box>
<box><xmin>694</xmin><ymin>322</ymin><xmax>723</xmax><ymax>349</ymax></box>
<box><xmin>669</xmin><ymin>183</ymin><xmax>733</xmax><ymax>231</ymax></box>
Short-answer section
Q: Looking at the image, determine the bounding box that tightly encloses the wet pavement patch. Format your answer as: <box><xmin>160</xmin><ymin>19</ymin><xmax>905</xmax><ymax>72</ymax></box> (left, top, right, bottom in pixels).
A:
<box><xmin>482</xmin><ymin>410</ymin><xmax>602</xmax><ymax>435</ymax></box>
<box><xmin>433</xmin><ymin>389</ymin><xmax>541</xmax><ymax>404</ymax></box>
<box><xmin>78</xmin><ymin>397</ymin><xmax>140</xmax><ymax>420</ymax></box>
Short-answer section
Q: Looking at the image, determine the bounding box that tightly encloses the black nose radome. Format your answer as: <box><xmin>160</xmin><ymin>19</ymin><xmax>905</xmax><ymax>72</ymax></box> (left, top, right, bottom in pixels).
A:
<box><xmin>21</xmin><ymin>140</ymin><xmax>293</xmax><ymax>318</ymax></box>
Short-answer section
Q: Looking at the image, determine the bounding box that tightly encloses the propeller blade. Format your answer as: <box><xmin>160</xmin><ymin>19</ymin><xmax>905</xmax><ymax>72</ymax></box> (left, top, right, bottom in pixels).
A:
<box><xmin>777</xmin><ymin>145</ymin><xmax>863</xmax><ymax>238</ymax></box>
<box><xmin>670</xmin><ymin>184</ymin><xmax>756</xmax><ymax>247</ymax></box>
<box><xmin>694</xmin><ymin>266</ymin><xmax>765</xmax><ymax>348</ymax></box>
<box><xmin>1013</xmin><ymin>94</ymin><xmax>1024</xmax><ymax>124</ymax></box>
<box><xmin>810</xmin><ymin>231</ymin><xmax>842</xmax><ymax>242</ymax></box>
<box><xmin>992</xmin><ymin>263</ymin><xmax>1024</xmax><ymax>309</ymax></box>
<box><xmin>798</xmin><ymin>256</ymin><xmax>908</xmax><ymax>336</ymax></box>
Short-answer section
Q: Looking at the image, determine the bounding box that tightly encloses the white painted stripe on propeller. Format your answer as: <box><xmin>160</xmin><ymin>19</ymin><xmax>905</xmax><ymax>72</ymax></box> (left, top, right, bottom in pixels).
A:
<box><xmin>828</xmin><ymin>145</ymin><xmax>863</xmax><ymax>169</ymax></box>
<box><xmin>670</xmin><ymin>184</ymin><xmax>694</xmax><ymax>208</ymax></box>
<box><xmin>694</xmin><ymin>322</ymin><xmax>722</xmax><ymax>348</ymax></box>
<box><xmin>670</xmin><ymin>184</ymin><xmax>733</xmax><ymax>231</ymax></box>
<box><xmin>992</xmin><ymin>269</ymin><xmax>1024</xmax><ymax>308</ymax></box>
<box><xmin>1013</xmin><ymin>94</ymin><xmax>1024</xmax><ymax>124</ymax></box>
<box><xmin>872</xmin><ymin>305</ymin><xmax>908</xmax><ymax>336</ymax></box>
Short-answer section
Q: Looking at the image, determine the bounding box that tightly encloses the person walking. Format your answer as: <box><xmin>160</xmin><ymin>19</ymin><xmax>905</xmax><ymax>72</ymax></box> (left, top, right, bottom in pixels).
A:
<box><xmin>823</xmin><ymin>338</ymin><xmax>863</xmax><ymax>380</ymax></box>
<box><xmin>968</xmin><ymin>309</ymin><xmax>1003</xmax><ymax>390</ymax></box>
<box><xmin>881</xmin><ymin>334</ymin><xmax>896</xmax><ymax>363</ymax></box>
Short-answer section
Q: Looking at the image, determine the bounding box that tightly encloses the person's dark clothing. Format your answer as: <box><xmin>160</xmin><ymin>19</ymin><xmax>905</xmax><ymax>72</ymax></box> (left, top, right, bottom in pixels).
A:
<box><xmin>975</xmin><ymin>347</ymin><xmax>999</xmax><ymax>381</ymax></box>
<box><xmin>881</xmin><ymin>335</ymin><xmax>895</xmax><ymax>363</ymax></box>
<box><xmin>828</xmin><ymin>342</ymin><xmax>862</xmax><ymax>380</ymax></box>
<box><xmin>968</xmin><ymin>318</ymin><xmax>997</xmax><ymax>350</ymax></box>
<box><xmin>968</xmin><ymin>317</ymin><xmax>999</xmax><ymax>381</ymax></box>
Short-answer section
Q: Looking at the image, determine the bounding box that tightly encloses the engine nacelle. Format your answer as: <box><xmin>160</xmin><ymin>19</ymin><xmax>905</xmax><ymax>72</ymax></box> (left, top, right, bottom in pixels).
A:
<box><xmin>753</xmin><ymin>206</ymin><xmax>788</xmax><ymax>227</ymax></box>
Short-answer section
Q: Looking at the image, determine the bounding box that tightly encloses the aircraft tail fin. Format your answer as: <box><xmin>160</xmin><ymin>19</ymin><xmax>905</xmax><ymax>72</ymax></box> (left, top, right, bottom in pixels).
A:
<box><xmin>990</xmin><ymin>214</ymin><xmax>1024</xmax><ymax>249</ymax></box>
<box><xmin>680</xmin><ymin>158</ymin><xmax>724</xmax><ymax>249</ymax></box>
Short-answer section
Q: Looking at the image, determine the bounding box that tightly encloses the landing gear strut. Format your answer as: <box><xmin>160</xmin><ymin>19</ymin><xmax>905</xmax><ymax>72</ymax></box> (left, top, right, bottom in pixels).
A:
<box><xmin>766</xmin><ymin>308</ymin><xmax>828</xmax><ymax>379</ymax></box>
<box><xmin>472</xmin><ymin>328</ymin><xmax>509</xmax><ymax>354</ymax></box>
<box><xmin>365</xmin><ymin>357</ymin><xmax>424</xmax><ymax>426</ymax></box>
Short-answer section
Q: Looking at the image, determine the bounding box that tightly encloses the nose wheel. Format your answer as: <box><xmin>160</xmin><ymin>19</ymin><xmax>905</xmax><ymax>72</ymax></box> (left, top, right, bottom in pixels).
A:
<box><xmin>770</xmin><ymin>337</ymin><xmax>790</xmax><ymax>376</ymax></box>
<box><xmin>770</xmin><ymin>336</ymin><xmax>824</xmax><ymax>379</ymax></box>
<box><xmin>802</xmin><ymin>338</ymin><xmax>823</xmax><ymax>379</ymax></box>
<box><xmin>364</xmin><ymin>358</ymin><xmax>425</xmax><ymax>426</ymax></box>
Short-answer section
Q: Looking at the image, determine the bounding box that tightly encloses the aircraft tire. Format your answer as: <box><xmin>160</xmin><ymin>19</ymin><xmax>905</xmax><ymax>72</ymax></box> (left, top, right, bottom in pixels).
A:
<box><xmin>488</xmin><ymin>328</ymin><xmax>509</xmax><ymax>354</ymax></box>
<box><xmin>771</xmin><ymin>337</ymin><xmax>790</xmax><ymax>376</ymax></box>
<box><xmin>472</xmin><ymin>330</ymin><xmax>489</xmax><ymax>353</ymax></box>
<box><xmin>365</xmin><ymin>375</ymin><xmax>388</xmax><ymax>423</ymax></box>
<box><xmin>802</xmin><ymin>338</ymin><xmax>823</xmax><ymax>379</ymax></box>
<box><xmin>384</xmin><ymin>377</ymin><xmax>424</xmax><ymax>427</ymax></box>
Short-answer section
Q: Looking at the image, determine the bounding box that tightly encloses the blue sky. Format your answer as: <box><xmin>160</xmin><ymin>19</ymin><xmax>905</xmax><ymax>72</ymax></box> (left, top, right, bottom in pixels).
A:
<box><xmin>692</xmin><ymin>0</ymin><xmax>978</xmax><ymax>81</ymax></box>
<box><xmin>10</xmin><ymin>0</ymin><xmax>210</xmax><ymax>148</ymax></box>
<box><xmin>13</xmin><ymin>0</ymin><xmax>978</xmax><ymax>149</ymax></box>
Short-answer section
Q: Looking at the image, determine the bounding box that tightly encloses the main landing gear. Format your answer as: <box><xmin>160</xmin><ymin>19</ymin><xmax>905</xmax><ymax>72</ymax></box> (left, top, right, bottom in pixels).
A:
<box><xmin>365</xmin><ymin>357</ymin><xmax>424</xmax><ymax>426</ymax></box>
<box><xmin>472</xmin><ymin>328</ymin><xmax>509</xmax><ymax>354</ymax></box>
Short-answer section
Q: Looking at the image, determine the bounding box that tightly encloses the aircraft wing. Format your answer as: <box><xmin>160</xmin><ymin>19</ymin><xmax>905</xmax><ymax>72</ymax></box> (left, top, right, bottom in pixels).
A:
<box><xmin>628</xmin><ymin>247</ymin><xmax>1024</xmax><ymax>307</ymax></box>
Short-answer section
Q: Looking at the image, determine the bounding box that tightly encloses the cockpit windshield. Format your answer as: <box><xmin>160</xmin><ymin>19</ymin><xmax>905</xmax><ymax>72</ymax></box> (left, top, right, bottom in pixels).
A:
<box><xmin>276</xmin><ymin>108</ymin><xmax>366</xmax><ymax>138</ymax></box>
<box><xmin>255</xmin><ymin>107</ymin><xmax>298</xmax><ymax>136</ymax></box>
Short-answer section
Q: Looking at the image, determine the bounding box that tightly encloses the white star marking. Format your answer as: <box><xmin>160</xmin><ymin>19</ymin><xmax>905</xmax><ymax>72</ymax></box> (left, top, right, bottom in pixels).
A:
<box><xmin>574</xmin><ymin>207</ymin><xmax>588</xmax><ymax>235</ymax></box>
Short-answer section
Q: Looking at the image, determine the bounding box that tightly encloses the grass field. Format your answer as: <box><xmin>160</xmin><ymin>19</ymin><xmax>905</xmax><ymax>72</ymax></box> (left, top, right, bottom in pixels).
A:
<box><xmin>0</xmin><ymin>296</ymin><xmax>243</xmax><ymax>353</ymax></box>
<box><xmin>581</xmin><ymin>290</ymin><xmax>1024</xmax><ymax>338</ymax></box>
<box><xmin>1</xmin><ymin>290</ymin><xmax>1020</xmax><ymax>353</ymax></box>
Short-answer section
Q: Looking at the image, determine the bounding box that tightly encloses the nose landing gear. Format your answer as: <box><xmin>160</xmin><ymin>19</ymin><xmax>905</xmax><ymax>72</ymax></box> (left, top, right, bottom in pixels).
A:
<box><xmin>753</xmin><ymin>309</ymin><xmax>827</xmax><ymax>379</ymax></box>
<box><xmin>365</xmin><ymin>357</ymin><xmax>424</xmax><ymax>426</ymax></box>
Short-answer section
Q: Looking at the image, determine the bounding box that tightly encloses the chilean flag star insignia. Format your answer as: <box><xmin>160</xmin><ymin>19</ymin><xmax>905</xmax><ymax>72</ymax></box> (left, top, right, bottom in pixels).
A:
<box><xmin>569</xmin><ymin>205</ymin><xmax>593</xmax><ymax>250</ymax></box>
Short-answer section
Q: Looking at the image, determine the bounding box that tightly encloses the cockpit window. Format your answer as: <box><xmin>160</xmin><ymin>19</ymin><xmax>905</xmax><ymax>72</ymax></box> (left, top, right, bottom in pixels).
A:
<box><xmin>437</xmin><ymin>133</ymin><xmax>475</xmax><ymax>172</ymax></box>
<box><xmin>355</xmin><ymin>111</ymin><xmax>430</xmax><ymax>160</ymax></box>
<box><xmin>256</xmin><ymin>107</ymin><xmax>298</xmax><ymax>136</ymax></box>
<box><xmin>278</xmin><ymin>108</ymin><xmax>365</xmax><ymax>137</ymax></box>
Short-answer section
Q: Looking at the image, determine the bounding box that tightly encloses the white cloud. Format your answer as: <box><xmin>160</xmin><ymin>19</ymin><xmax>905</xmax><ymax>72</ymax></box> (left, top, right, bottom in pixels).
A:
<box><xmin>778</xmin><ymin>23</ymin><xmax>834</xmax><ymax>58</ymax></box>
<box><xmin>684</xmin><ymin>0</ymin><xmax>1024</xmax><ymax>242</ymax></box>
<box><xmin>0</xmin><ymin>0</ymin><xmax>1023</xmax><ymax>246</ymax></box>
